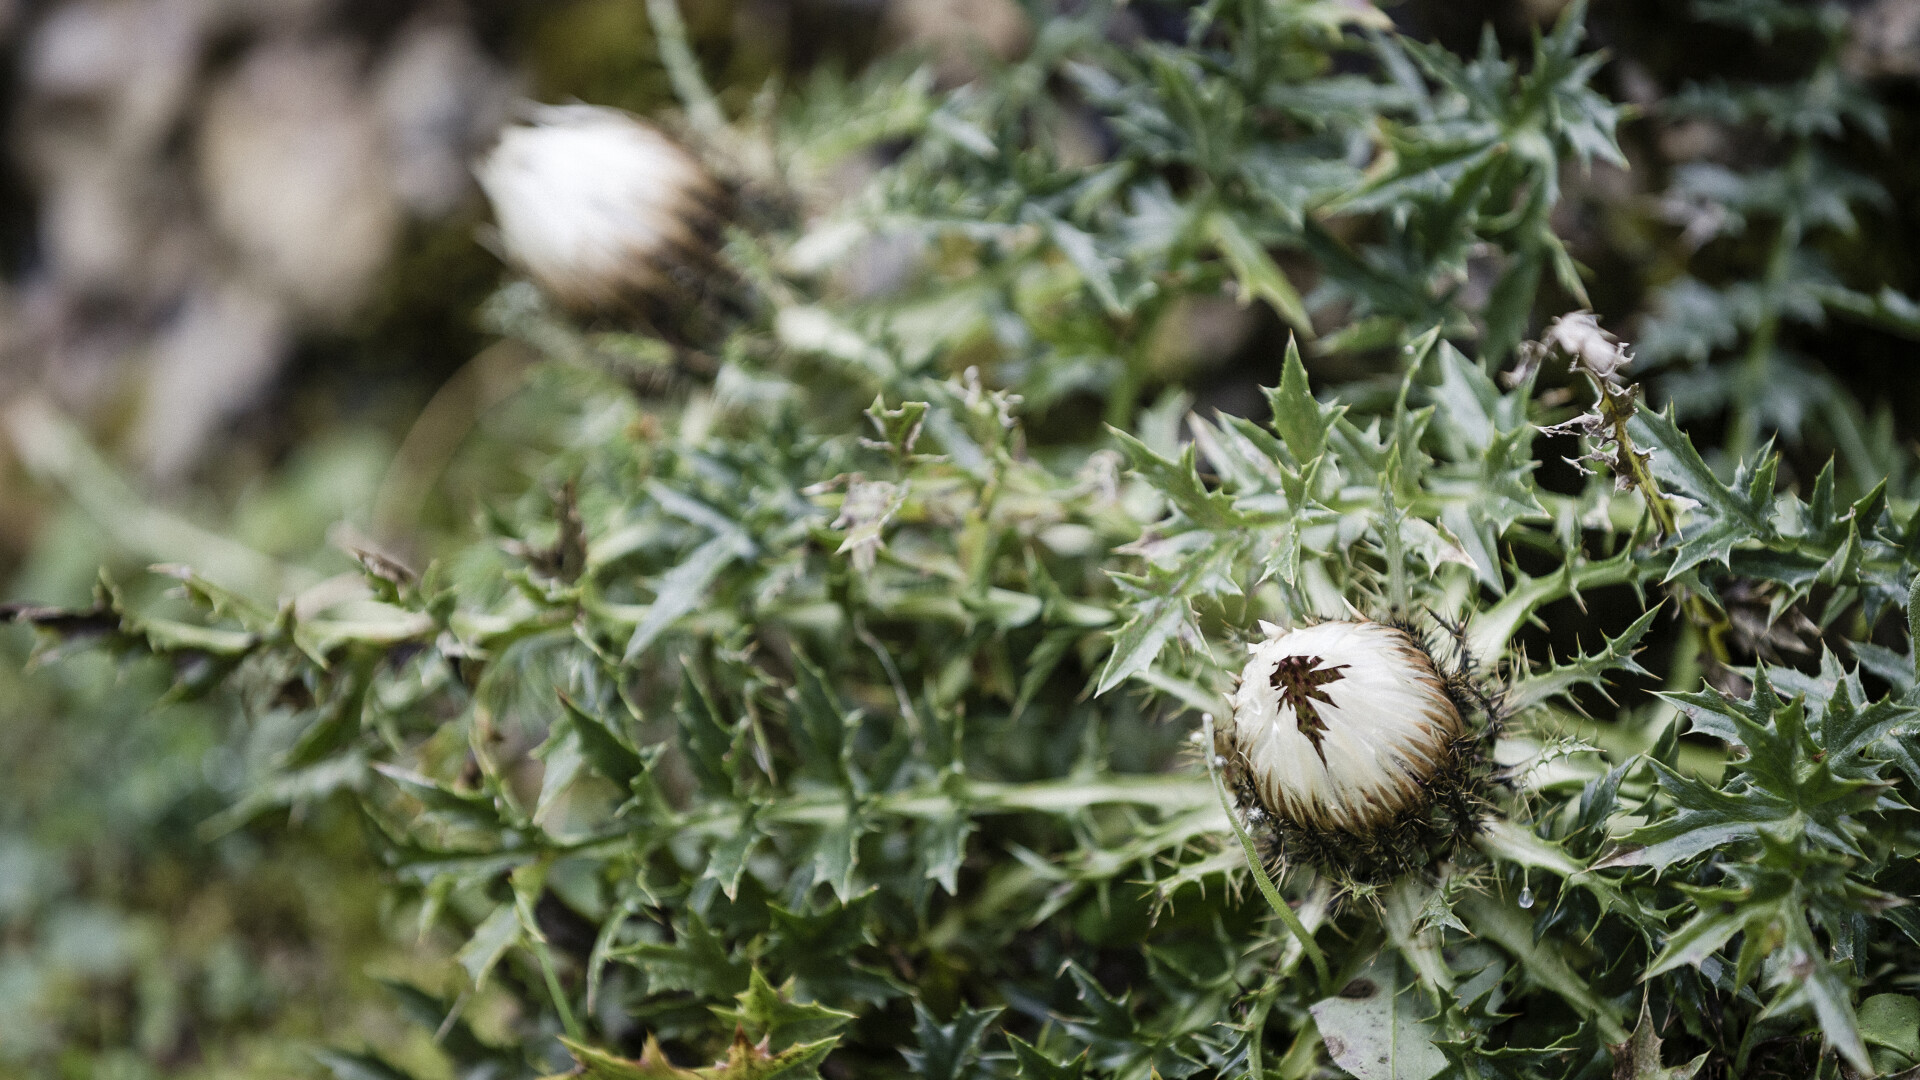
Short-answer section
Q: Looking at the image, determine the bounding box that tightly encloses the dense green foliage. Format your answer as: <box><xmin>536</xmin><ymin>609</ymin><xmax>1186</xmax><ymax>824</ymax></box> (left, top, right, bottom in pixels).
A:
<box><xmin>10</xmin><ymin>1</ymin><xmax>1920</xmax><ymax>1078</ymax></box>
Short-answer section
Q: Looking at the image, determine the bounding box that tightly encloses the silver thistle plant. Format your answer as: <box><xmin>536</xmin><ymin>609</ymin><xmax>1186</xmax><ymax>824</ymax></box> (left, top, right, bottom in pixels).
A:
<box><xmin>11</xmin><ymin>2</ymin><xmax>1920</xmax><ymax>1079</ymax></box>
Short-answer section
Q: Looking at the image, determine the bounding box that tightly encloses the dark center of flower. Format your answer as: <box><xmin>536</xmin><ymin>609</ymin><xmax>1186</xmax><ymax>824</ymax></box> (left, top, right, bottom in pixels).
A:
<box><xmin>1269</xmin><ymin>654</ymin><xmax>1349</xmax><ymax>762</ymax></box>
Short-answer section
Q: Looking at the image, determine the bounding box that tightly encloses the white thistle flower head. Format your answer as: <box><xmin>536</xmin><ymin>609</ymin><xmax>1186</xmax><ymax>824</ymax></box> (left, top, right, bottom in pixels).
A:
<box><xmin>1223</xmin><ymin>619</ymin><xmax>1485</xmax><ymax>880</ymax></box>
<box><xmin>475</xmin><ymin>104</ymin><xmax>717</xmax><ymax>315</ymax></box>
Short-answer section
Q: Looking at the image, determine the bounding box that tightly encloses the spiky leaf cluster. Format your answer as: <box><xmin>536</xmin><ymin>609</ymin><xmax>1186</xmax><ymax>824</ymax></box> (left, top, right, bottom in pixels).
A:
<box><xmin>9</xmin><ymin>2</ymin><xmax>1920</xmax><ymax>1079</ymax></box>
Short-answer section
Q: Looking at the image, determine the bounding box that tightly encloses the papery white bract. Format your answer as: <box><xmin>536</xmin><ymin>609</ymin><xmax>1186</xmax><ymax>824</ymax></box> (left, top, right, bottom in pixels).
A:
<box><xmin>476</xmin><ymin>104</ymin><xmax>714</xmax><ymax>314</ymax></box>
<box><xmin>1227</xmin><ymin>620</ymin><xmax>1466</xmax><ymax>838</ymax></box>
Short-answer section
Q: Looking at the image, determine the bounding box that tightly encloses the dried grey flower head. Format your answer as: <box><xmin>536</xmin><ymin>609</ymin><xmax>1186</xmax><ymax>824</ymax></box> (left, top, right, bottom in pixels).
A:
<box><xmin>1220</xmin><ymin>619</ymin><xmax>1493</xmax><ymax>885</ymax></box>
<box><xmin>1526</xmin><ymin>312</ymin><xmax>1661</xmax><ymax>492</ymax></box>
<box><xmin>833</xmin><ymin>478</ymin><xmax>906</xmax><ymax>573</ymax></box>
<box><xmin>475</xmin><ymin>104</ymin><xmax>720</xmax><ymax>316</ymax></box>
<box><xmin>1543</xmin><ymin>311</ymin><xmax>1633</xmax><ymax>384</ymax></box>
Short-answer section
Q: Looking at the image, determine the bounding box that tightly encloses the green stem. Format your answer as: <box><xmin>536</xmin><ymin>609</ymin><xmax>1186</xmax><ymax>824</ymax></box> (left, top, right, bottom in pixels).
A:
<box><xmin>1726</xmin><ymin>143</ymin><xmax>1808</xmax><ymax>464</ymax></box>
<box><xmin>536</xmin><ymin>940</ymin><xmax>584</xmax><ymax>1041</ymax></box>
<box><xmin>1244</xmin><ymin>977</ymin><xmax>1278</xmax><ymax>1079</ymax></box>
<box><xmin>1590</xmin><ymin>381</ymin><xmax>1731</xmax><ymax>664</ymax></box>
<box><xmin>645</xmin><ymin>0</ymin><xmax>727</xmax><ymax>139</ymax></box>
<box><xmin>1604</xmin><ymin>405</ymin><xmax>1679</xmax><ymax>541</ymax></box>
<box><xmin>1202</xmin><ymin>715</ymin><xmax>1333</xmax><ymax>993</ymax></box>
<box><xmin>537</xmin><ymin>941</ymin><xmax>579</xmax><ymax>1037</ymax></box>
<box><xmin>1239</xmin><ymin>0</ymin><xmax>1265</xmax><ymax>86</ymax></box>
<box><xmin>1103</xmin><ymin>340</ymin><xmax>1145</xmax><ymax>432</ymax></box>
<box><xmin>1380</xmin><ymin>480</ymin><xmax>1411</xmax><ymax>614</ymax></box>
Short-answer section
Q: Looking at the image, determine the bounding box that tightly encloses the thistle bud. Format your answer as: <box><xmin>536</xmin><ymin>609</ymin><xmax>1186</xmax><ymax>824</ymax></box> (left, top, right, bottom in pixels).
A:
<box><xmin>1221</xmin><ymin>619</ymin><xmax>1489</xmax><ymax>884</ymax></box>
<box><xmin>475</xmin><ymin>104</ymin><xmax>720</xmax><ymax>317</ymax></box>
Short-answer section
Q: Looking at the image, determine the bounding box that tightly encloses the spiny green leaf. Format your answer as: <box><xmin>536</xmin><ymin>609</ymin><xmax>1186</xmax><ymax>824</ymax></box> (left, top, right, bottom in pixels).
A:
<box><xmin>1644</xmin><ymin>885</ymin><xmax>1755</xmax><ymax>978</ymax></box>
<box><xmin>812</xmin><ymin>812</ymin><xmax>867</xmax><ymax>902</ymax></box>
<box><xmin>612</xmin><ymin>912</ymin><xmax>750</xmax><ymax>999</ymax></box>
<box><xmin>1593</xmin><ymin>759</ymin><xmax>1788</xmax><ymax>871</ymax></box>
<box><xmin>1507</xmin><ymin>605</ymin><xmax>1659</xmax><ymax>712</ymax></box>
<box><xmin>626</xmin><ymin>533</ymin><xmax>753</xmax><ymax>661</ymax></box>
<box><xmin>713</xmin><ymin>969</ymin><xmax>858</xmax><ymax>1050</ymax></box>
<box><xmin>1771</xmin><ymin>937</ymin><xmax>1872</xmax><ymax>1075</ymax></box>
<box><xmin>1106</xmin><ymin>428</ymin><xmax>1249</xmax><ymax>528</ymax></box>
<box><xmin>313</xmin><ymin>1049</ymin><xmax>421</xmax><ymax>1080</ymax></box>
<box><xmin>1007</xmin><ymin>1035</ymin><xmax>1090</xmax><ymax>1080</ymax></box>
<box><xmin>921</xmin><ymin>812</ymin><xmax>972</xmax><ymax>895</ymax></box>
<box><xmin>551</xmin><ymin>1033</ymin><xmax>840</xmax><ymax>1080</ymax></box>
<box><xmin>864</xmin><ymin>397</ymin><xmax>929</xmax><ymax>455</ymax></box>
<box><xmin>706</xmin><ymin>809</ymin><xmax>761</xmax><ymax>900</ymax></box>
<box><xmin>1605</xmin><ymin>997</ymin><xmax>1708</xmax><ymax>1079</ymax></box>
<box><xmin>681</xmin><ymin>668</ymin><xmax>743</xmax><ymax>796</ymax></box>
<box><xmin>789</xmin><ymin>653</ymin><xmax>855</xmax><ymax>788</ymax></box>
<box><xmin>1628</xmin><ymin>405</ymin><xmax>1771</xmax><ymax>578</ymax></box>
<box><xmin>1206</xmin><ymin>209</ymin><xmax>1312</xmax><ymax>333</ymax></box>
<box><xmin>765</xmin><ymin>898</ymin><xmax>898</xmax><ymax>1007</ymax></box>
<box><xmin>1095</xmin><ymin>535</ymin><xmax>1242</xmax><ymax>695</ymax></box>
<box><xmin>1055</xmin><ymin>961</ymin><xmax>1139</xmax><ymax>1048</ymax></box>
<box><xmin>456</xmin><ymin>904</ymin><xmax>523</xmax><ymax>990</ymax></box>
<box><xmin>1467</xmin><ymin>545</ymin><xmax>1640</xmax><ymax>663</ymax></box>
<box><xmin>1264</xmin><ymin>338</ymin><xmax>1343</xmax><ymax>465</ymax></box>
<box><xmin>1043</xmin><ymin>214</ymin><xmax>1125</xmax><ymax>317</ymax></box>
<box><xmin>558</xmin><ymin>691</ymin><xmax>646</xmax><ymax>789</ymax></box>
<box><xmin>1456</xmin><ymin>891</ymin><xmax>1627</xmax><ymax>1043</ymax></box>
<box><xmin>283</xmin><ymin>667</ymin><xmax>370</xmax><ymax>769</ymax></box>
<box><xmin>903</xmin><ymin>1003</ymin><xmax>1003</xmax><ymax>1080</ymax></box>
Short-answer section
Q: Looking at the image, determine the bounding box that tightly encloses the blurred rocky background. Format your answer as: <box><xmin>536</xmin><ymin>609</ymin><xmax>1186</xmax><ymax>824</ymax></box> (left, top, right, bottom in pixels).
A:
<box><xmin>1</xmin><ymin>0</ymin><xmax>1918</xmax><ymax>1075</ymax></box>
<box><xmin>3</xmin><ymin>0</ymin><xmax>507</xmax><ymax>483</ymax></box>
<box><xmin>0</xmin><ymin>0</ymin><xmax>1038</xmax><ymax>554</ymax></box>
<box><xmin>0</xmin><ymin>1</ymin><xmax>1028</xmax><ymax>1073</ymax></box>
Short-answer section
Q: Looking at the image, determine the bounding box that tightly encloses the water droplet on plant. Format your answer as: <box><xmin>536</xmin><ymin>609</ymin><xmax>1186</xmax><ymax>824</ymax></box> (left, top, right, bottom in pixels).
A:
<box><xmin>1518</xmin><ymin>887</ymin><xmax>1534</xmax><ymax>909</ymax></box>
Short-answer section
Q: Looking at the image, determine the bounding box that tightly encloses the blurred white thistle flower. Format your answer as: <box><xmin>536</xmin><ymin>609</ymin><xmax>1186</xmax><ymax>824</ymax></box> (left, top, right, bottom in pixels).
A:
<box><xmin>1222</xmin><ymin>619</ymin><xmax>1489</xmax><ymax>883</ymax></box>
<box><xmin>475</xmin><ymin>104</ymin><xmax>718</xmax><ymax>315</ymax></box>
